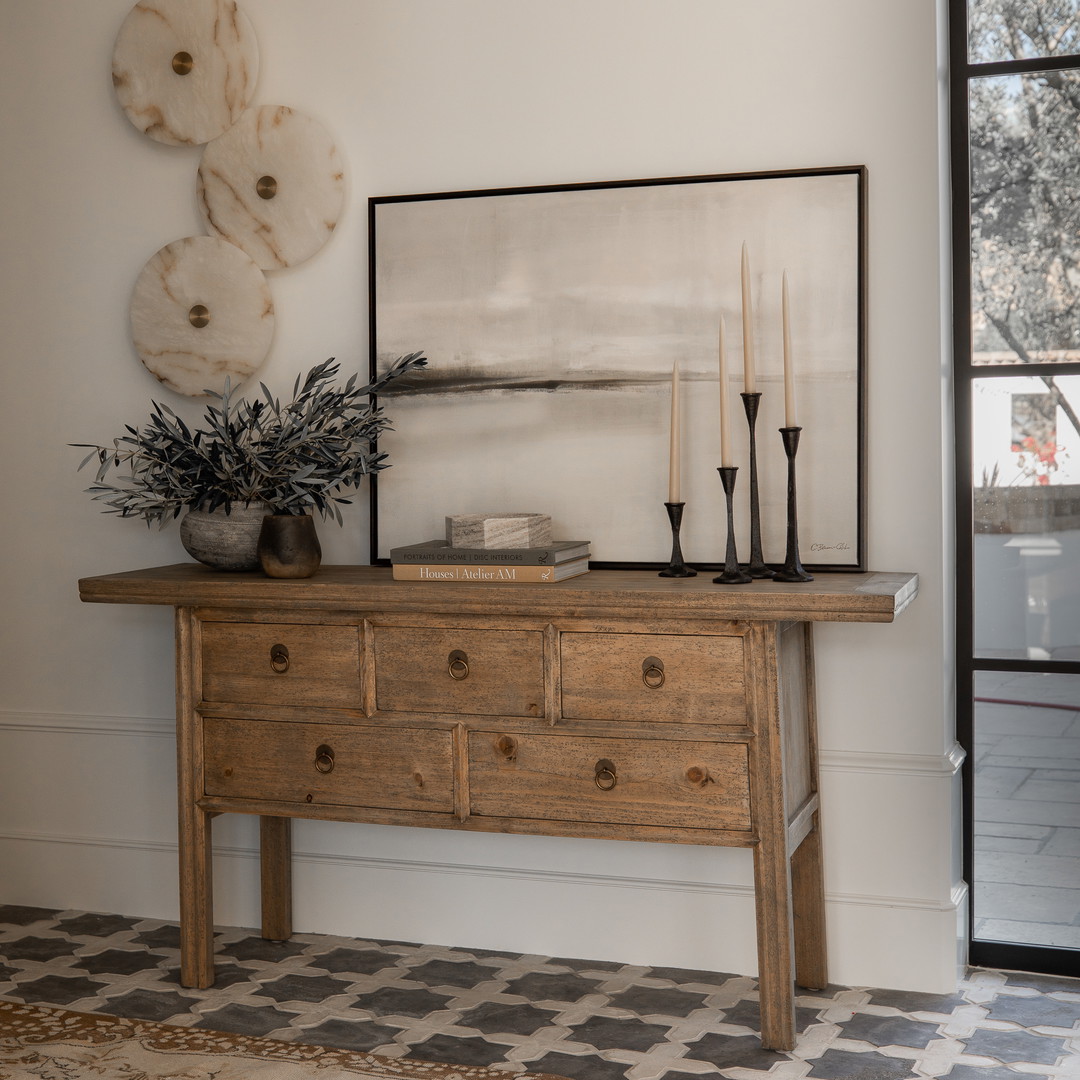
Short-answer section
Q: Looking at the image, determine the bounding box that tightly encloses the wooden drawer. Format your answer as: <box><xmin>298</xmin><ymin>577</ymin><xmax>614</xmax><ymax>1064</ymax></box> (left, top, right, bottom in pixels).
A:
<box><xmin>560</xmin><ymin>632</ymin><xmax>747</xmax><ymax>725</ymax></box>
<box><xmin>374</xmin><ymin>627</ymin><xmax>544</xmax><ymax>717</ymax></box>
<box><xmin>203</xmin><ymin>717</ymin><xmax>453</xmax><ymax>812</ymax></box>
<box><xmin>468</xmin><ymin>730</ymin><xmax>751</xmax><ymax>831</ymax></box>
<box><xmin>201</xmin><ymin>623</ymin><xmax>360</xmax><ymax>708</ymax></box>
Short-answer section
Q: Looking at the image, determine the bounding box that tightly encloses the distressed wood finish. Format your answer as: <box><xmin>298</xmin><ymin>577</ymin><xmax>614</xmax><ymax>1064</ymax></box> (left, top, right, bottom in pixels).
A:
<box><xmin>259</xmin><ymin>816</ymin><xmax>292</xmax><ymax>942</ymax></box>
<box><xmin>204</xmin><ymin>717</ymin><xmax>455</xmax><ymax>813</ymax></box>
<box><xmin>560</xmin><ymin>630</ymin><xmax>748</xmax><ymax>725</ymax></box>
<box><xmin>79</xmin><ymin>565</ymin><xmax>917</xmax><ymax>1053</ymax></box>
<box><xmin>374</xmin><ymin>626</ymin><xmax>544</xmax><ymax>717</ymax></box>
<box><xmin>468</xmin><ymin>731</ymin><xmax>752</xmax><ymax>831</ymax></box>
<box><xmin>201</xmin><ymin>621</ymin><xmax>361</xmax><ymax>708</ymax></box>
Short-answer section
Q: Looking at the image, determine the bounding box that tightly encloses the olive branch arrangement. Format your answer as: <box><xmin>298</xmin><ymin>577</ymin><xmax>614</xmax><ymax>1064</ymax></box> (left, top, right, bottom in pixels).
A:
<box><xmin>74</xmin><ymin>352</ymin><xmax>427</xmax><ymax>526</ymax></box>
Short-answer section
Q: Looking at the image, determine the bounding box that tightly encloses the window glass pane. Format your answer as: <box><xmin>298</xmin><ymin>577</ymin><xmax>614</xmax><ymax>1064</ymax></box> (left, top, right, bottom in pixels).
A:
<box><xmin>973</xmin><ymin>670</ymin><xmax>1080</xmax><ymax>949</ymax></box>
<box><xmin>970</xmin><ymin>70</ymin><xmax>1080</xmax><ymax>365</ymax></box>
<box><xmin>973</xmin><ymin>376</ymin><xmax>1080</xmax><ymax>659</ymax></box>
<box><xmin>969</xmin><ymin>1</ymin><xmax>1080</xmax><ymax>64</ymax></box>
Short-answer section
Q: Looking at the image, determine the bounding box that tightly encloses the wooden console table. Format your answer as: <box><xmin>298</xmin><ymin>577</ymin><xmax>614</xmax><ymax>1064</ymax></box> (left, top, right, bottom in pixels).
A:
<box><xmin>79</xmin><ymin>565</ymin><xmax>916</xmax><ymax>1051</ymax></box>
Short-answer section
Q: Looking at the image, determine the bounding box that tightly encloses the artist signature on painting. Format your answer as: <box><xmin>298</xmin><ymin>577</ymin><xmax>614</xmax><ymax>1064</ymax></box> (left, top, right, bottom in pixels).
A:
<box><xmin>810</xmin><ymin>542</ymin><xmax>852</xmax><ymax>552</ymax></box>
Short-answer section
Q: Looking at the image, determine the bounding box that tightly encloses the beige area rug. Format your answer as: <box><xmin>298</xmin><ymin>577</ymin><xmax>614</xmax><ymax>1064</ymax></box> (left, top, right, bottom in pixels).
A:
<box><xmin>0</xmin><ymin>1001</ymin><xmax>570</xmax><ymax>1080</ymax></box>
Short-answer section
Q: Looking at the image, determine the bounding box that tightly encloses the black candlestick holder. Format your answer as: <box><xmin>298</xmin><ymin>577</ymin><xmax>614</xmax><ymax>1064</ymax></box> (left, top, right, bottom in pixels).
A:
<box><xmin>714</xmin><ymin>467</ymin><xmax>751</xmax><ymax>584</ymax></box>
<box><xmin>659</xmin><ymin>501</ymin><xmax>697</xmax><ymax>577</ymax></box>
<box><xmin>773</xmin><ymin>426</ymin><xmax>814</xmax><ymax>583</ymax></box>
<box><xmin>740</xmin><ymin>392</ymin><xmax>775</xmax><ymax>579</ymax></box>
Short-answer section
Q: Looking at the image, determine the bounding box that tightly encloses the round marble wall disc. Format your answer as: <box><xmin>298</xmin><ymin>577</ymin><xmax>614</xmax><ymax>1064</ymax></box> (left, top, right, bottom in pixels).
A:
<box><xmin>112</xmin><ymin>0</ymin><xmax>259</xmax><ymax>147</ymax></box>
<box><xmin>130</xmin><ymin>236</ymin><xmax>274</xmax><ymax>396</ymax></box>
<box><xmin>198</xmin><ymin>105</ymin><xmax>345</xmax><ymax>269</ymax></box>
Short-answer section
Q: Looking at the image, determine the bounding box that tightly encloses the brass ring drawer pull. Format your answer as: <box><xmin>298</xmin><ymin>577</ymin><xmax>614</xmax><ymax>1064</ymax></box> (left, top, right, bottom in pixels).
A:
<box><xmin>642</xmin><ymin>656</ymin><xmax>665</xmax><ymax>689</ymax></box>
<box><xmin>314</xmin><ymin>744</ymin><xmax>335</xmax><ymax>774</ymax></box>
<box><xmin>270</xmin><ymin>643</ymin><xmax>290</xmax><ymax>673</ymax></box>
<box><xmin>594</xmin><ymin>758</ymin><xmax>618</xmax><ymax>791</ymax></box>
<box><xmin>448</xmin><ymin>650</ymin><xmax>470</xmax><ymax>681</ymax></box>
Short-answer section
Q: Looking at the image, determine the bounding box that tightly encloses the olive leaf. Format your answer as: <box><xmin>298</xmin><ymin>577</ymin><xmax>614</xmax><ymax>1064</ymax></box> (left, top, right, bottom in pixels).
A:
<box><xmin>72</xmin><ymin>353</ymin><xmax>427</xmax><ymax>526</ymax></box>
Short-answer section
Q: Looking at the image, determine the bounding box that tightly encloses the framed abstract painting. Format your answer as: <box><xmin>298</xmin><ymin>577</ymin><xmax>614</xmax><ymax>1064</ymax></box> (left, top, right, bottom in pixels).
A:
<box><xmin>369</xmin><ymin>166</ymin><xmax>866</xmax><ymax>571</ymax></box>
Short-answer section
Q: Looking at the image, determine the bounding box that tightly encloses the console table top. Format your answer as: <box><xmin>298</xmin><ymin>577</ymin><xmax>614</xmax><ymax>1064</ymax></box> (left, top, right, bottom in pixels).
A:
<box><xmin>79</xmin><ymin>564</ymin><xmax>917</xmax><ymax>623</ymax></box>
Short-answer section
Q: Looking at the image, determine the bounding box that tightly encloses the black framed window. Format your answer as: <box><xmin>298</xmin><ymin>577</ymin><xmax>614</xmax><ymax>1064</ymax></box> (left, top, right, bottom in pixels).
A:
<box><xmin>952</xmin><ymin>0</ymin><xmax>1080</xmax><ymax>975</ymax></box>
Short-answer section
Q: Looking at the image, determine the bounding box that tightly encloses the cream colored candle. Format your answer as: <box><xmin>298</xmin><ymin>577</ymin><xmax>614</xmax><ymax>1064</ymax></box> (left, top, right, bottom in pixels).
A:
<box><xmin>719</xmin><ymin>316</ymin><xmax>732</xmax><ymax>466</ymax></box>
<box><xmin>668</xmin><ymin>359</ymin><xmax>681</xmax><ymax>502</ymax></box>
<box><xmin>783</xmin><ymin>271</ymin><xmax>797</xmax><ymax>427</ymax></box>
<box><xmin>741</xmin><ymin>242</ymin><xmax>756</xmax><ymax>393</ymax></box>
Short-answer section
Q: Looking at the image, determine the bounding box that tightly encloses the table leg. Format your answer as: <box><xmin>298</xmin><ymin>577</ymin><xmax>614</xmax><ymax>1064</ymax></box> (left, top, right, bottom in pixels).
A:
<box><xmin>791</xmin><ymin>811</ymin><xmax>828</xmax><ymax>990</ymax></box>
<box><xmin>260</xmin><ymin>816</ymin><xmax>293</xmax><ymax>942</ymax></box>
<box><xmin>753</xmin><ymin>838</ymin><xmax>797</xmax><ymax>1051</ymax></box>
<box><xmin>177</xmin><ymin>802</ymin><xmax>215</xmax><ymax>987</ymax></box>
<box><xmin>175</xmin><ymin>606</ymin><xmax>214</xmax><ymax>988</ymax></box>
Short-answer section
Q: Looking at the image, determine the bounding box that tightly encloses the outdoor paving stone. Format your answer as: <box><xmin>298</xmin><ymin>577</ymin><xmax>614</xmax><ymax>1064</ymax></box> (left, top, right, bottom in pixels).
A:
<box><xmin>457</xmin><ymin>1000</ymin><xmax>560</xmax><ymax>1035</ymax></box>
<box><xmin>973</xmin><ymin>881</ymin><xmax>1080</xmax><ymax>923</ymax></box>
<box><xmin>194</xmin><ymin>1002</ymin><xmax>300</xmax><ymax>1037</ymax></box>
<box><xmin>296</xmin><ymin>1016</ymin><xmax>404</xmax><ymax>1052</ymax></box>
<box><xmin>1043</xmin><ymin>828</ymin><xmax>1080</xmax><ymax>856</ymax></box>
<box><xmin>76</xmin><ymin>948</ymin><xmax>167</xmax><ymax>976</ymax></box>
<box><xmin>103</xmin><ymin>987</ymin><xmax>199</xmax><ymax>1021</ymax></box>
<box><xmin>504</xmin><ymin>970</ymin><xmax>604</xmax><ymax>1002</ymax></box>
<box><xmin>1013</xmin><ymin>778</ymin><xmax>1080</xmax><ymax>802</ymax></box>
<box><xmin>404</xmin><ymin>959</ymin><xmax>502</xmax><ymax>989</ymax></box>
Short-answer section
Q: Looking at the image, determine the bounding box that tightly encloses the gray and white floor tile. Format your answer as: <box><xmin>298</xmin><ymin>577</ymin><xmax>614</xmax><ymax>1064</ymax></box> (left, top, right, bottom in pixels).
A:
<box><xmin>1</xmin><ymin>905</ymin><xmax>1079</xmax><ymax>1078</ymax></box>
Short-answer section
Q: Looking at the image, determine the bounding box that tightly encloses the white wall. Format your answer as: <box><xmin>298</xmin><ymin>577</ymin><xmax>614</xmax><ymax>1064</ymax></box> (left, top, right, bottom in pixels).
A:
<box><xmin>0</xmin><ymin>0</ymin><xmax>959</xmax><ymax>991</ymax></box>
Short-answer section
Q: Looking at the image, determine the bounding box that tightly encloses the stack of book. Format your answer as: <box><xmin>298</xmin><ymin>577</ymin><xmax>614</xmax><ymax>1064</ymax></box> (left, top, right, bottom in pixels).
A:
<box><xmin>390</xmin><ymin>539</ymin><xmax>591</xmax><ymax>582</ymax></box>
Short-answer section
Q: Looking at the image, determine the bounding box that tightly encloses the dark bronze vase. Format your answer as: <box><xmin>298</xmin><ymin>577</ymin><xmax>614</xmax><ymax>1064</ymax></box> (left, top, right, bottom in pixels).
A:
<box><xmin>258</xmin><ymin>513</ymin><xmax>322</xmax><ymax>578</ymax></box>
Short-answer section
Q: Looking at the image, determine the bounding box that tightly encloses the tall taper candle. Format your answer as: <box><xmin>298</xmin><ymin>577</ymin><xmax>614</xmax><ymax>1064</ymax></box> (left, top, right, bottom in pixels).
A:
<box><xmin>783</xmin><ymin>270</ymin><xmax>797</xmax><ymax>428</ymax></box>
<box><xmin>719</xmin><ymin>316</ymin><xmax>732</xmax><ymax>466</ymax></box>
<box><xmin>668</xmin><ymin>359</ymin><xmax>681</xmax><ymax>503</ymax></box>
<box><xmin>741</xmin><ymin>243</ymin><xmax>756</xmax><ymax>392</ymax></box>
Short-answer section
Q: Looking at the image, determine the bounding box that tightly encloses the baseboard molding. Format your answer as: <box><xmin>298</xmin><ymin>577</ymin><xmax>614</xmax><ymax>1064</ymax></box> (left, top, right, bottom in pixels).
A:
<box><xmin>0</xmin><ymin>710</ymin><xmax>174</xmax><ymax>738</ymax></box>
<box><xmin>0</xmin><ymin>826</ymin><xmax>968</xmax><ymax>915</ymax></box>
<box><xmin>0</xmin><ymin>710</ymin><xmax>968</xmax><ymax>778</ymax></box>
<box><xmin>820</xmin><ymin>743</ymin><xmax>966</xmax><ymax>777</ymax></box>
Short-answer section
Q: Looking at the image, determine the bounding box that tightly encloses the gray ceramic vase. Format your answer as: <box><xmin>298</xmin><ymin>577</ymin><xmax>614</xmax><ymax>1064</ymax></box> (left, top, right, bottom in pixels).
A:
<box><xmin>179</xmin><ymin>502</ymin><xmax>268</xmax><ymax>571</ymax></box>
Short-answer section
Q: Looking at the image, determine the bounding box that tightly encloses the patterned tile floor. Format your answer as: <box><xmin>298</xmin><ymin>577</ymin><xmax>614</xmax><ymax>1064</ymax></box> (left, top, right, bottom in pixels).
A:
<box><xmin>1</xmin><ymin>905</ymin><xmax>1078</xmax><ymax>1079</ymax></box>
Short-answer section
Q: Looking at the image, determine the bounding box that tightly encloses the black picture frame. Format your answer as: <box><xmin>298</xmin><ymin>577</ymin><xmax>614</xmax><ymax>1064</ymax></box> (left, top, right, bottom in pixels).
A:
<box><xmin>369</xmin><ymin>166</ymin><xmax>867</xmax><ymax>571</ymax></box>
